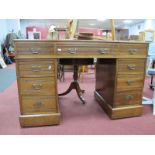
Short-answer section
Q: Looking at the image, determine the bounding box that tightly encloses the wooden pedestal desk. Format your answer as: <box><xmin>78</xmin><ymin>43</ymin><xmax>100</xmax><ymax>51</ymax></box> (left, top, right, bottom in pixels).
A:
<box><xmin>14</xmin><ymin>40</ymin><xmax>149</xmax><ymax>127</ymax></box>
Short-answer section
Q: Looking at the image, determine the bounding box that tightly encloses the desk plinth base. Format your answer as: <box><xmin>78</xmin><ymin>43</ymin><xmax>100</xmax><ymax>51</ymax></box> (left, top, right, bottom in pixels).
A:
<box><xmin>19</xmin><ymin>113</ymin><xmax>60</xmax><ymax>127</ymax></box>
<box><xmin>94</xmin><ymin>91</ymin><xmax>143</xmax><ymax>119</ymax></box>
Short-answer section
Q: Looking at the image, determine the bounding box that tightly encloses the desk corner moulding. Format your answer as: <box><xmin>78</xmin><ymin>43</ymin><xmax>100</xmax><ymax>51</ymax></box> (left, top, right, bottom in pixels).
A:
<box><xmin>14</xmin><ymin>39</ymin><xmax>149</xmax><ymax>127</ymax></box>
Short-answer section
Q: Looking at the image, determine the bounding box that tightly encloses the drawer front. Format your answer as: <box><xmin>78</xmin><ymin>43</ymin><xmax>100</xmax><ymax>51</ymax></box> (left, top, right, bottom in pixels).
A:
<box><xmin>15</xmin><ymin>43</ymin><xmax>54</xmax><ymax>56</ymax></box>
<box><xmin>118</xmin><ymin>43</ymin><xmax>148</xmax><ymax>57</ymax></box>
<box><xmin>116</xmin><ymin>75</ymin><xmax>144</xmax><ymax>92</ymax></box>
<box><xmin>17</xmin><ymin>60</ymin><xmax>55</xmax><ymax>77</ymax></box>
<box><xmin>19</xmin><ymin>77</ymin><xmax>56</xmax><ymax>95</ymax></box>
<box><xmin>56</xmin><ymin>43</ymin><xmax>116</xmax><ymax>56</ymax></box>
<box><xmin>115</xmin><ymin>90</ymin><xmax>142</xmax><ymax>106</ymax></box>
<box><xmin>117</xmin><ymin>59</ymin><xmax>146</xmax><ymax>75</ymax></box>
<box><xmin>21</xmin><ymin>96</ymin><xmax>57</xmax><ymax>114</ymax></box>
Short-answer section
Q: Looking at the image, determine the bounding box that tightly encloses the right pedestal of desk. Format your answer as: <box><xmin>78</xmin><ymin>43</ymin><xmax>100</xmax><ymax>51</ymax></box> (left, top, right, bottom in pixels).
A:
<box><xmin>95</xmin><ymin>57</ymin><xmax>146</xmax><ymax>119</ymax></box>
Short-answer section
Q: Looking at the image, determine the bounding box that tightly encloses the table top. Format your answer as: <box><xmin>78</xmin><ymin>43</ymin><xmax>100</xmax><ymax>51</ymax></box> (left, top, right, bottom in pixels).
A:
<box><xmin>14</xmin><ymin>39</ymin><xmax>148</xmax><ymax>44</ymax></box>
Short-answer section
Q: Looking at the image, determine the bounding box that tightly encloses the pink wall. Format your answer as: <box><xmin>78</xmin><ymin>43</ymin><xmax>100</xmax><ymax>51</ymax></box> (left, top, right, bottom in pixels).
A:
<box><xmin>26</xmin><ymin>27</ymin><xmax>104</xmax><ymax>39</ymax></box>
<box><xmin>26</xmin><ymin>27</ymin><xmax>48</xmax><ymax>39</ymax></box>
<box><xmin>26</xmin><ymin>26</ymin><xmax>66</xmax><ymax>39</ymax></box>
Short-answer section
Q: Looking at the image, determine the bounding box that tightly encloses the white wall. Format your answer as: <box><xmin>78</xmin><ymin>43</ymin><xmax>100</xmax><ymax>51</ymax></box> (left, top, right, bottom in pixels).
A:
<box><xmin>126</xmin><ymin>19</ymin><xmax>155</xmax><ymax>55</ymax></box>
<box><xmin>0</xmin><ymin>19</ymin><xmax>20</xmax><ymax>51</ymax></box>
<box><xmin>6</xmin><ymin>19</ymin><xmax>20</xmax><ymax>33</ymax></box>
<box><xmin>127</xmin><ymin>19</ymin><xmax>155</xmax><ymax>36</ymax></box>
<box><xmin>0</xmin><ymin>20</ymin><xmax>8</xmax><ymax>43</ymax></box>
<box><xmin>127</xmin><ymin>22</ymin><xmax>145</xmax><ymax>35</ymax></box>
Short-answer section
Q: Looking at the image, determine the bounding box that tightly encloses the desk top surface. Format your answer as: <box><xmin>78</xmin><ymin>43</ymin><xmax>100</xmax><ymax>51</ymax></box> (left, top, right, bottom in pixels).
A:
<box><xmin>14</xmin><ymin>39</ymin><xmax>148</xmax><ymax>44</ymax></box>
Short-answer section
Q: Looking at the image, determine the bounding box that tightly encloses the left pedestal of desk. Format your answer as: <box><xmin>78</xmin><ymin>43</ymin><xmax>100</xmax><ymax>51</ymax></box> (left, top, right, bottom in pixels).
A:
<box><xmin>15</xmin><ymin>41</ymin><xmax>60</xmax><ymax>127</ymax></box>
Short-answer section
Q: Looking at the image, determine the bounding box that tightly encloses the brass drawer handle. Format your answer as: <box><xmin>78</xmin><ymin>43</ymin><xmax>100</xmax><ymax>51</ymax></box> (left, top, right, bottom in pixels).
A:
<box><xmin>67</xmin><ymin>48</ymin><xmax>77</xmax><ymax>54</ymax></box>
<box><xmin>128</xmin><ymin>48</ymin><xmax>138</xmax><ymax>55</ymax></box>
<box><xmin>31</xmin><ymin>48</ymin><xmax>40</xmax><ymax>54</ymax></box>
<box><xmin>32</xmin><ymin>83</ymin><xmax>43</xmax><ymax>90</ymax></box>
<box><xmin>98</xmin><ymin>48</ymin><xmax>109</xmax><ymax>54</ymax></box>
<box><xmin>127</xmin><ymin>80</ymin><xmax>134</xmax><ymax>85</ymax></box>
<box><xmin>32</xmin><ymin>65</ymin><xmax>41</xmax><ymax>72</ymax></box>
<box><xmin>126</xmin><ymin>95</ymin><xmax>134</xmax><ymax>100</ymax></box>
<box><xmin>33</xmin><ymin>102</ymin><xmax>44</xmax><ymax>107</ymax></box>
<box><xmin>127</xmin><ymin>64</ymin><xmax>136</xmax><ymax>70</ymax></box>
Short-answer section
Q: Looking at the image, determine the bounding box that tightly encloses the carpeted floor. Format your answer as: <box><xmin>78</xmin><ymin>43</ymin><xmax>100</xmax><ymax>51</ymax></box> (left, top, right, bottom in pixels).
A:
<box><xmin>0</xmin><ymin>64</ymin><xmax>155</xmax><ymax>135</ymax></box>
<box><xmin>0</xmin><ymin>64</ymin><xmax>16</xmax><ymax>92</ymax></box>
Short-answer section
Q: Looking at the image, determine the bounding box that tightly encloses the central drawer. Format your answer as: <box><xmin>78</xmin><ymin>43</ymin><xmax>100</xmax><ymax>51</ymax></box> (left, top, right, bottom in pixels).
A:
<box><xmin>116</xmin><ymin>74</ymin><xmax>144</xmax><ymax>92</ymax></box>
<box><xmin>19</xmin><ymin>77</ymin><xmax>56</xmax><ymax>95</ymax></box>
<box><xmin>17</xmin><ymin>60</ymin><xmax>55</xmax><ymax>77</ymax></box>
<box><xmin>56</xmin><ymin>43</ymin><xmax>116</xmax><ymax>56</ymax></box>
<box><xmin>21</xmin><ymin>96</ymin><xmax>57</xmax><ymax>114</ymax></box>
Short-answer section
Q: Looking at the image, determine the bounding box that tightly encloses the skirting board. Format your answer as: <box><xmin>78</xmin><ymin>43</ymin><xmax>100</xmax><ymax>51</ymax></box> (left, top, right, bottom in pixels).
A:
<box><xmin>19</xmin><ymin>113</ymin><xmax>61</xmax><ymax>127</ymax></box>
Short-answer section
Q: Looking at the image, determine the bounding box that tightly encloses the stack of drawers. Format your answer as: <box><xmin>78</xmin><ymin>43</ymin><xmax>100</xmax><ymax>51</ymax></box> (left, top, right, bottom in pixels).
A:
<box><xmin>115</xmin><ymin>59</ymin><xmax>145</xmax><ymax>105</ymax></box>
<box><xmin>15</xmin><ymin>41</ymin><xmax>60</xmax><ymax>127</ymax></box>
<box><xmin>95</xmin><ymin>42</ymin><xmax>148</xmax><ymax>119</ymax></box>
<box><xmin>113</xmin><ymin>43</ymin><xmax>147</xmax><ymax>118</ymax></box>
